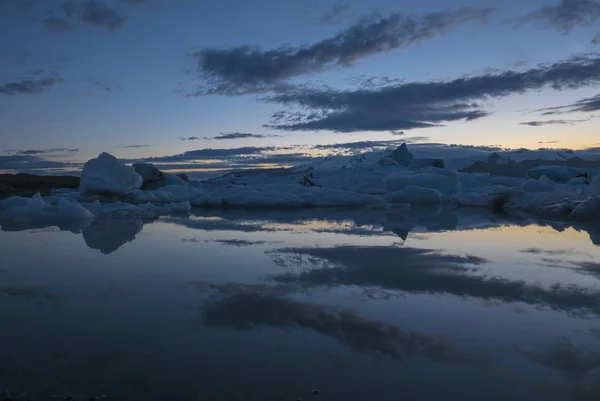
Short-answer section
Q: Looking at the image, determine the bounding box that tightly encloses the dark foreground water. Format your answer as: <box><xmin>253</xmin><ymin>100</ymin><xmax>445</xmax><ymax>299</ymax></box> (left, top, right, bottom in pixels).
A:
<box><xmin>1</xmin><ymin>208</ymin><xmax>599</xmax><ymax>401</ymax></box>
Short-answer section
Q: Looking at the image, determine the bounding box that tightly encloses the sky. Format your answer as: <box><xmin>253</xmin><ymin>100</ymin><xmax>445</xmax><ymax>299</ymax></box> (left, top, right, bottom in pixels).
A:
<box><xmin>0</xmin><ymin>0</ymin><xmax>599</xmax><ymax>174</ymax></box>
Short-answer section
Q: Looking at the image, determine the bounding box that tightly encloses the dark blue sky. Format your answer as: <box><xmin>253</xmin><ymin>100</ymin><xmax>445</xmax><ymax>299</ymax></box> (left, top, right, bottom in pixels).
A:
<box><xmin>1</xmin><ymin>0</ymin><xmax>599</xmax><ymax>168</ymax></box>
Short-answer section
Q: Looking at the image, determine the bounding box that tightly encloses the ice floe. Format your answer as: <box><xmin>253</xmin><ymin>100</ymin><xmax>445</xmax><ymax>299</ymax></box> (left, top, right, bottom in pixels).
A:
<box><xmin>2</xmin><ymin>144</ymin><xmax>600</xmax><ymax>230</ymax></box>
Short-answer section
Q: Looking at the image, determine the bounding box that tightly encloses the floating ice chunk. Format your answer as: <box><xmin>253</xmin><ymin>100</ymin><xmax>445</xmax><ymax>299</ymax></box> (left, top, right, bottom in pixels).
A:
<box><xmin>79</xmin><ymin>152</ymin><xmax>143</xmax><ymax>195</ymax></box>
<box><xmin>569</xmin><ymin>196</ymin><xmax>600</xmax><ymax>222</ymax></box>
<box><xmin>0</xmin><ymin>196</ymin><xmax>31</xmax><ymax>210</ymax></box>
<box><xmin>520</xmin><ymin>175</ymin><xmax>554</xmax><ymax>193</ymax></box>
<box><xmin>95</xmin><ymin>200</ymin><xmax>192</xmax><ymax>217</ymax></box>
<box><xmin>410</xmin><ymin>158</ymin><xmax>445</xmax><ymax>169</ymax></box>
<box><xmin>389</xmin><ymin>143</ymin><xmax>414</xmax><ymax>166</ymax></box>
<box><xmin>527</xmin><ymin>166</ymin><xmax>588</xmax><ymax>182</ymax></box>
<box><xmin>137</xmin><ymin>201</ymin><xmax>191</xmax><ymax>215</ymax></box>
<box><xmin>386</xmin><ymin>168</ymin><xmax>459</xmax><ymax>195</ymax></box>
<box><xmin>377</xmin><ymin>157</ymin><xmax>400</xmax><ymax>166</ymax></box>
<box><xmin>450</xmin><ymin>192</ymin><xmax>495</xmax><ymax>207</ymax></box>
<box><xmin>132</xmin><ymin>162</ymin><xmax>163</xmax><ymax>183</ymax></box>
<box><xmin>587</xmin><ymin>176</ymin><xmax>600</xmax><ymax>197</ymax></box>
<box><xmin>0</xmin><ymin>193</ymin><xmax>94</xmax><ymax>223</ymax></box>
<box><xmin>386</xmin><ymin>186</ymin><xmax>442</xmax><ymax>204</ymax></box>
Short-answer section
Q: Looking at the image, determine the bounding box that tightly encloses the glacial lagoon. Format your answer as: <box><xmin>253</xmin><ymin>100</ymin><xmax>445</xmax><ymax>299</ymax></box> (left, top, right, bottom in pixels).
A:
<box><xmin>1</xmin><ymin>207</ymin><xmax>599</xmax><ymax>401</ymax></box>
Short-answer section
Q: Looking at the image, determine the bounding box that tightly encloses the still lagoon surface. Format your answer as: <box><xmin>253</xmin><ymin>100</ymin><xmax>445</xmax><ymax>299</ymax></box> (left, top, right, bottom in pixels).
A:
<box><xmin>1</xmin><ymin>207</ymin><xmax>599</xmax><ymax>401</ymax></box>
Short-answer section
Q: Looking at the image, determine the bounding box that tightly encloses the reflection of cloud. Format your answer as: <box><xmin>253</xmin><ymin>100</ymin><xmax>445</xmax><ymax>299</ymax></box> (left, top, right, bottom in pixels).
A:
<box><xmin>519</xmin><ymin>336</ymin><xmax>600</xmax><ymax>401</ymax></box>
<box><xmin>0</xmin><ymin>286</ymin><xmax>58</xmax><ymax>300</ymax></box>
<box><xmin>521</xmin><ymin>248</ymin><xmax>582</xmax><ymax>256</ymax></box>
<box><xmin>269</xmin><ymin>245</ymin><xmax>600</xmax><ymax>316</ymax></box>
<box><xmin>82</xmin><ymin>216</ymin><xmax>144</xmax><ymax>254</ymax></box>
<box><xmin>165</xmin><ymin>217</ymin><xmax>276</xmax><ymax>233</ymax></box>
<box><xmin>536</xmin><ymin>258</ymin><xmax>600</xmax><ymax>280</ymax></box>
<box><xmin>199</xmin><ymin>283</ymin><xmax>488</xmax><ymax>365</ymax></box>
<box><xmin>518</xmin><ymin>338</ymin><xmax>600</xmax><ymax>377</ymax></box>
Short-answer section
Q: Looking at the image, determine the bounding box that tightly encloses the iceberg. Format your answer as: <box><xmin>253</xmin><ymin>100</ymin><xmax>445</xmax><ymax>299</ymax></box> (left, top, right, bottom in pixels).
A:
<box><xmin>0</xmin><ymin>194</ymin><xmax>94</xmax><ymax>224</ymax></box>
<box><xmin>79</xmin><ymin>152</ymin><xmax>143</xmax><ymax>195</ymax></box>
<box><xmin>2</xmin><ymin>144</ymin><xmax>600</xmax><ymax>228</ymax></box>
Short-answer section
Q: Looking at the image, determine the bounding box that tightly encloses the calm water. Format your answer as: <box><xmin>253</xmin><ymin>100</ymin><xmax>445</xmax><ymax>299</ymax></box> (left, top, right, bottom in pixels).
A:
<box><xmin>1</xmin><ymin>207</ymin><xmax>599</xmax><ymax>401</ymax></box>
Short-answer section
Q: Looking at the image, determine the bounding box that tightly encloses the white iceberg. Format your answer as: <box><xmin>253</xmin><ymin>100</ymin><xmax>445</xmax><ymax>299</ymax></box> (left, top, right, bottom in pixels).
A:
<box><xmin>79</xmin><ymin>152</ymin><xmax>143</xmax><ymax>195</ymax></box>
<box><xmin>0</xmin><ymin>194</ymin><xmax>94</xmax><ymax>224</ymax></box>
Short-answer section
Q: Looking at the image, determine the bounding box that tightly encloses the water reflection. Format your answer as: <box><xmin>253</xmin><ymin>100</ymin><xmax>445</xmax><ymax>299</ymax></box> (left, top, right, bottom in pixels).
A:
<box><xmin>82</xmin><ymin>216</ymin><xmax>146</xmax><ymax>254</ymax></box>
<box><xmin>519</xmin><ymin>337</ymin><xmax>600</xmax><ymax>401</ymax></box>
<box><xmin>196</xmin><ymin>282</ymin><xmax>488</xmax><ymax>365</ymax></box>
<box><xmin>269</xmin><ymin>245</ymin><xmax>600</xmax><ymax>316</ymax></box>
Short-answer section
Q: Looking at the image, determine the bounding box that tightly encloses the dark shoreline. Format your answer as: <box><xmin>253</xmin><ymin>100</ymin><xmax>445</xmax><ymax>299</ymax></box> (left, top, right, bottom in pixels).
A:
<box><xmin>0</xmin><ymin>174</ymin><xmax>80</xmax><ymax>199</ymax></box>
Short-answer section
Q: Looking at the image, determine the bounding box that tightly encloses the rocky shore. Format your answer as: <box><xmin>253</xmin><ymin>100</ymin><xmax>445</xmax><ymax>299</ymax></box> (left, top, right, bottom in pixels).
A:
<box><xmin>0</xmin><ymin>174</ymin><xmax>80</xmax><ymax>199</ymax></box>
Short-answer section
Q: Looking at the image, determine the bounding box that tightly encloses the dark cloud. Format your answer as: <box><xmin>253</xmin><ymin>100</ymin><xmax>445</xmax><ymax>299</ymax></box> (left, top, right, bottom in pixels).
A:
<box><xmin>539</xmin><ymin>93</ymin><xmax>600</xmax><ymax>115</ymax></box>
<box><xmin>87</xmin><ymin>78</ymin><xmax>123</xmax><ymax>94</ymax></box>
<box><xmin>266</xmin><ymin>53</ymin><xmax>600</xmax><ymax>132</ymax></box>
<box><xmin>520</xmin><ymin>118</ymin><xmax>589</xmax><ymax>126</ymax></box>
<box><xmin>144</xmin><ymin>152</ymin><xmax>315</xmax><ymax>171</ymax></box>
<box><xmin>189</xmin><ymin>6</ymin><xmax>493</xmax><ymax>94</ymax></box>
<box><xmin>208</xmin><ymin>132</ymin><xmax>282</xmax><ymax>140</ymax></box>
<box><xmin>146</xmin><ymin>146</ymin><xmax>276</xmax><ymax>162</ymax></box>
<box><xmin>519</xmin><ymin>0</ymin><xmax>600</xmax><ymax>34</ymax></box>
<box><xmin>0</xmin><ymin>72</ymin><xmax>63</xmax><ymax>95</ymax></box>
<box><xmin>206</xmin><ymin>239</ymin><xmax>278</xmax><ymax>247</ymax></box>
<box><xmin>40</xmin><ymin>17</ymin><xmax>73</xmax><ymax>32</ymax></box>
<box><xmin>0</xmin><ymin>155</ymin><xmax>81</xmax><ymax>172</ymax></box>
<box><xmin>198</xmin><ymin>283</ymin><xmax>488</xmax><ymax>364</ymax></box>
<box><xmin>593</xmin><ymin>32</ymin><xmax>600</xmax><ymax>43</ymax></box>
<box><xmin>178</xmin><ymin>136</ymin><xmax>201</xmax><ymax>141</ymax></box>
<box><xmin>63</xmin><ymin>0</ymin><xmax>127</xmax><ymax>31</ymax></box>
<box><xmin>15</xmin><ymin>148</ymin><xmax>78</xmax><ymax>155</ymax></box>
<box><xmin>316</xmin><ymin>1</ymin><xmax>352</xmax><ymax>25</ymax></box>
<box><xmin>312</xmin><ymin>139</ymin><xmax>406</xmax><ymax>150</ymax></box>
<box><xmin>391</xmin><ymin>130</ymin><xmax>405</xmax><ymax>136</ymax></box>
<box><xmin>269</xmin><ymin>245</ymin><xmax>600</xmax><ymax>316</ymax></box>
<box><xmin>538</xmin><ymin>140</ymin><xmax>561</xmax><ymax>144</ymax></box>
<box><xmin>114</xmin><ymin>144</ymin><xmax>152</xmax><ymax>148</ymax></box>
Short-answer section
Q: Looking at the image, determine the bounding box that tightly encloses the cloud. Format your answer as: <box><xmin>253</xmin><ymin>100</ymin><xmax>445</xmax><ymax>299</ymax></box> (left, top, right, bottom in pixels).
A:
<box><xmin>316</xmin><ymin>1</ymin><xmax>352</xmax><ymax>25</ymax></box>
<box><xmin>266</xmin><ymin>53</ymin><xmax>600</xmax><ymax>132</ymax></box>
<box><xmin>178</xmin><ymin>136</ymin><xmax>201</xmax><ymax>141</ymax></box>
<box><xmin>15</xmin><ymin>148</ymin><xmax>78</xmax><ymax>155</ymax></box>
<box><xmin>0</xmin><ymin>72</ymin><xmax>63</xmax><ymax>95</ymax></box>
<box><xmin>520</xmin><ymin>118</ymin><xmax>589</xmax><ymax>126</ymax></box>
<box><xmin>120</xmin><ymin>0</ymin><xmax>152</xmax><ymax>3</ymax></box>
<box><xmin>114</xmin><ymin>144</ymin><xmax>152</xmax><ymax>148</ymax></box>
<box><xmin>539</xmin><ymin>93</ymin><xmax>600</xmax><ymax>114</ymax></box>
<box><xmin>519</xmin><ymin>0</ymin><xmax>600</xmax><ymax>34</ymax></box>
<box><xmin>146</xmin><ymin>146</ymin><xmax>276</xmax><ymax>162</ymax></box>
<box><xmin>189</xmin><ymin>6</ymin><xmax>493</xmax><ymax>94</ymax></box>
<box><xmin>391</xmin><ymin>130</ymin><xmax>405</xmax><ymax>136</ymax></box>
<box><xmin>87</xmin><ymin>78</ymin><xmax>123</xmax><ymax>94</ymax></box>
<box><xmin>40</xmin><ymin>17</ymin><xmax>73</xmax><ymax>32</ymax></box>
<box><xmin>593</xmin><ymin>32</ymin><xmax>600</xmax><ymax>43</ymax></box>
<box><xmin>208</xmin><ymin>132</ymin><xmax>282</xmax><ymax>140</ymax></box>
<box><xmin>63</xmin><ymin>0</ymin><xmax>127</xmax><ymax>31</ymax></box>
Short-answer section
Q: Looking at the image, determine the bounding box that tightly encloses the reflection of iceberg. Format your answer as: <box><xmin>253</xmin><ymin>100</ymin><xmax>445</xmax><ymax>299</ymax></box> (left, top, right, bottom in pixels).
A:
<box><xmin>0</xmin><ymin>194</ymin><xmax>93</xmax><ymax>233</ymax></box>
<box><xmin>82</xmin><ymin>216</ymin><xmax>144</xmax><ymax>254</ymax></box>
<box><xmin>269</xmin><ymin>245</ymin><xmax>600</xmax><ymax>316</ymax></box>
<box><xmin>198</xmin><ymin>283</ymin><xmax>487</xmax><ymax>365</ymax></box>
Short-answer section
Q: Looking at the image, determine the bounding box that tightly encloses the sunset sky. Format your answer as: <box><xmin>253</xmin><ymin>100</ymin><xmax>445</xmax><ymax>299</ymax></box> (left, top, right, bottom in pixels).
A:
<box><xmin>1</xmin><ymin>0</ymin><xmax>599</xmax><ymax>173</ymax></box>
